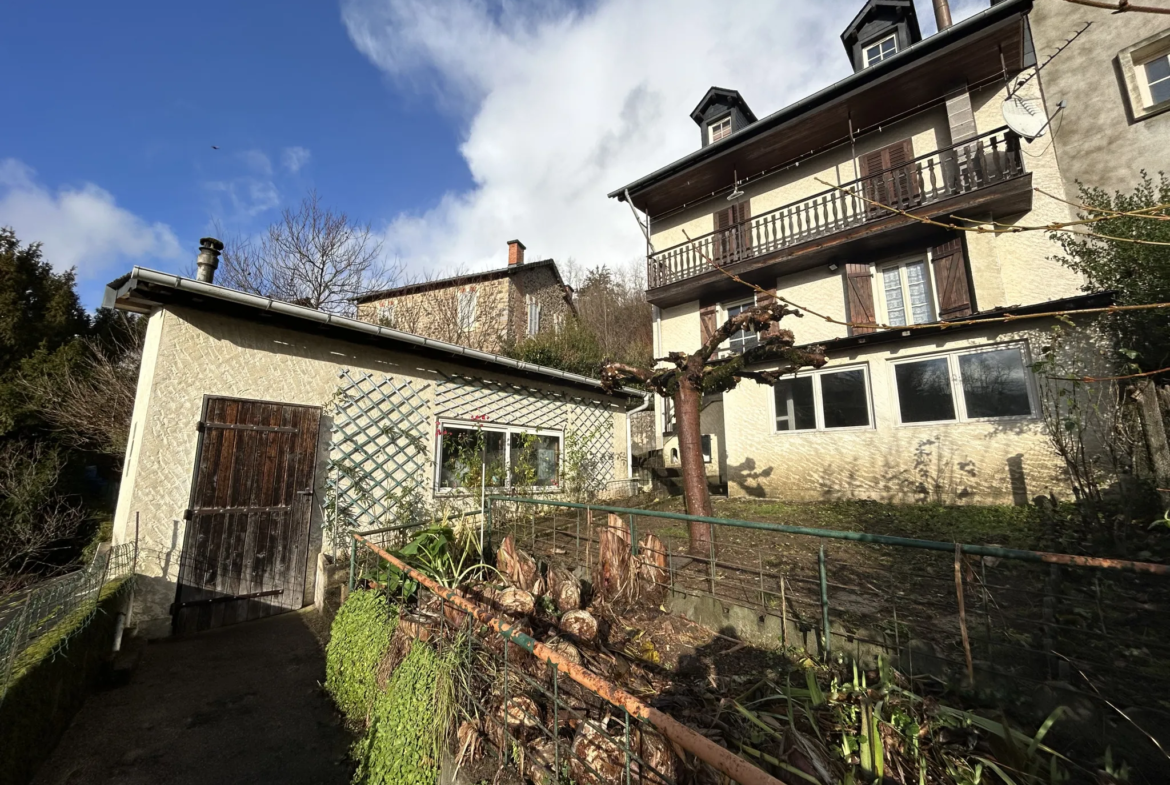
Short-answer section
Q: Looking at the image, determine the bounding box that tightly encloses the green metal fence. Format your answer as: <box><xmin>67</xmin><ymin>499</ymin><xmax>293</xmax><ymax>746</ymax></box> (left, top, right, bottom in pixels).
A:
<box><xmin>0</xmin><ymin>542</ymin><xmax>136</xmax><ymax>704</ymax></box>
<box><xmin>485</xmin><ymin>495</ymin><xmax>1170</xmax><ymax>773</ymax></box>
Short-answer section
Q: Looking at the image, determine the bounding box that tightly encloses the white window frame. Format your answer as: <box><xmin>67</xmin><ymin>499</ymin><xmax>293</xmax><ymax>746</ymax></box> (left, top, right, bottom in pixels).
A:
<box><xmin>1141</xmin><ymin>52</ymin><xmax>1170</xmax><ymax>107</ymax></box>
<box><xmin>770</xmin><ymin>363</ymin><xmax>875</xmax><ymax>434</ymax></box>
<box><xmin>720</xmin><ymin>298</ymin><xmax>760</xmax><ymax>357</ymax></box>
<box><xmin>875</xmin><ymin>257</ymin><xmax>936</xmax><ymax>328</ymax></box>
<box><xmin>457</xmin><ymin>288</ymin><xmax>478</xmax><ymax>331</ymax></box>
<box><xmin>888</xmin><ymin>343</ymin><xmax>1039</xmax><ymax>427</ymax></box>
<box><xmin>1118</xmin><ymin>30</ymin><xmax>1170</xmax><ymax>121</ymax></box>
<box><xmin>863</xmin><ymin>34</ymin><xmax>898</xmax><ymax>68</ymax></box>
<box><xmin>433</xmin><ymin>418</ymin><xmax>563</xmax><ymax>494</ymax></box>
<box><xmin>376</xmin><ymin>303</ymin><xmax>395</xmax><ymax>325</ymax></box>
<box><xmin>527</xmin><ymin>295</ymin><xmax>542</xmax><ymax>336</ymax></box>
<box><xmin>708</xmin><ymin>115</ymin><xmax>732</xmax><ymax>144</ymax></box>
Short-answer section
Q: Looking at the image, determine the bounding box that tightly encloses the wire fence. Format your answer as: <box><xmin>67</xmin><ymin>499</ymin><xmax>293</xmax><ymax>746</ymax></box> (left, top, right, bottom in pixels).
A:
<box><xmin>486</xmin><ymin>496</ymin><xmax>1170</xmax><ymax>774</ymax></box>
<box><xmin>0</xmin><ymin>542</ymin><xmax>136</xmax><ymax>704</ymax></box>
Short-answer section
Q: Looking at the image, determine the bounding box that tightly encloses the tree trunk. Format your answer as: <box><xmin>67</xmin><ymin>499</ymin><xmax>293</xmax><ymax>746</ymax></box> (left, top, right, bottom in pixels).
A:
<box><xmin>1135</xmin><ymin>379</ymin><xmax>1170</xmax><ymax>509</ymax></box>
<box><xmin>674</xmin><ymin>380</ymin><xmax>713</xmax><ymax>554</ymax></box>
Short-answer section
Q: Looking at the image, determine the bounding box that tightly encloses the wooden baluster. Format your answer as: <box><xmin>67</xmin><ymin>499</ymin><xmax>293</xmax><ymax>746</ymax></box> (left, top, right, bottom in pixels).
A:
<box><xmin>976</xmin><ymin>140</ymin><xmax>988</xmax><ymax>188</ymax></box>
<box><xmin>926</xmin><ymin>159</ymin><xmax>938</xmax><ymax>201</ymax></box>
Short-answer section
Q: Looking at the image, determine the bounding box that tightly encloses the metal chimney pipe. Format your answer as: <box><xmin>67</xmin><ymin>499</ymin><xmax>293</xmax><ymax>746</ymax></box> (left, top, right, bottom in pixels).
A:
<box><xmin>932</xmin><ymin>0</ymin><xmax>953</xmax><ymax>31</ymax></box>
<box><xmin>195</xmin><ymin>237</ymin><xmax>224</xmax><ymax>283</ymax></box>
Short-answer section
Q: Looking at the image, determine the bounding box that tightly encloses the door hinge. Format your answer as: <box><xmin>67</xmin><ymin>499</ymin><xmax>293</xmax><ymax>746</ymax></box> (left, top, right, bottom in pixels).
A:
<box><xmin>183</xmin><ymin>508</ymin><xmax>193</xmax><ymax>520</ymax></box>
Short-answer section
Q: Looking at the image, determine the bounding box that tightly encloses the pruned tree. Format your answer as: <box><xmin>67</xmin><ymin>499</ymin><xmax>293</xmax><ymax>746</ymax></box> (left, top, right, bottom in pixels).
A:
<box><xmin>600</xmin><ymin>301</ymin><xmax>825</xmax><ymax>552</ymax></box>
<box><xmin>217</xmin><ymin>190</ymin><xmax>397</xmax><ymax>314</ymax></box>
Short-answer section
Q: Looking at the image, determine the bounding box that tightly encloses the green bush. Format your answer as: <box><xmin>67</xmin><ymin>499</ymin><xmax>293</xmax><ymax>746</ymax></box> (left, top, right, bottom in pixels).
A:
<box><xmin>325</xmin><ymin>589</ymin><xmax>397</xmax><ymax>724</ymax></box>
<box><xmin>353</xmin><ymin>639</ymin><xmax>457</xmax><ymax>785</ymax></box>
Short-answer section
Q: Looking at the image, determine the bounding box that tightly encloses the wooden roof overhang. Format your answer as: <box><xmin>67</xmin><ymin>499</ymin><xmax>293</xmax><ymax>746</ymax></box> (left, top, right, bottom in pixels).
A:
<box><xmin>609</xmin><ymin>0</ymin><xmax>1032</xmax><ymax>220</ymax></box>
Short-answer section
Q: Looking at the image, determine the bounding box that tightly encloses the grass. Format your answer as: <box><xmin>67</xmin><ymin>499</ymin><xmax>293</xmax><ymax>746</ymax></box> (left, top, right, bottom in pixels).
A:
<box><xmin>640</xmin><ymin>496</ymin><xmax>1048</xmax><ymax>550</ymax></box>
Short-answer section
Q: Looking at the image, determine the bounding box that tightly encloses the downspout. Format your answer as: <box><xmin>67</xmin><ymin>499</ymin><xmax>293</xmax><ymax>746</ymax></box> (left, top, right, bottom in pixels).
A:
<box><xmin>626</xmin><ymin>392</ymin><xmax>653</xmax><ymax>487</ymax></box>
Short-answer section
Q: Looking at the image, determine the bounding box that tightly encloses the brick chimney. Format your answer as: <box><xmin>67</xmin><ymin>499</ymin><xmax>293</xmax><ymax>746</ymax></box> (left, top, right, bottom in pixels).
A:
<box><xmin>507</xmin><ymin>239</ymin><xmax>526</xmax><ymax>266</ymax></box>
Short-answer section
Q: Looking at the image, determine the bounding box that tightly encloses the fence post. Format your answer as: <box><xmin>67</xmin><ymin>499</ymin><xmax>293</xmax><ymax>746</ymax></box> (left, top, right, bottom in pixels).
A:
<box><xmin>818</xmin><ymin>546</ymin><xmax>830</xmax><ymax>657</ymax></box>
<box><xmin>348</xmin><ymin>535</ymin><xmax>357</xmax><ymax>592</ymax></box>
<box><xmin>954</xmin><ymin>544</ymin><xmax>975</xmax><ymax>685</ymax></box>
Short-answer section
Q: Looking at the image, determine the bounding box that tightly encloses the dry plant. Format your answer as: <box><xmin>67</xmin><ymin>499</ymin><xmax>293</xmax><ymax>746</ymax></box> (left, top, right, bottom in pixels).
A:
<box><xmin>217</xmin><ymin>190</ymin><xmax>398</xmax><ymax>315</ymax></box>
<box><xmin>0</xmin><ymin>440</ymin><xmax>87</xmax><ymax>587</ymax></box>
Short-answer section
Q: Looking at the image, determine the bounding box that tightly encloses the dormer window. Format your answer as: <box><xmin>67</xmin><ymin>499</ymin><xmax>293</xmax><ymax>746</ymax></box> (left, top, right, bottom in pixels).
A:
<box><xmin>863</xmin><ymin>34</ymin><xmax>898</xmax><ymax>67</ymax></box>
<box><xmin>708</xmin><ymin>116</ymin><xmax>732</xmax><ymax>144</ymax></box>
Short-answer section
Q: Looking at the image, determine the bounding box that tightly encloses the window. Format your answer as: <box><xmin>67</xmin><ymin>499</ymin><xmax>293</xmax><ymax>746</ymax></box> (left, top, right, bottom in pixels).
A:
<box><xmin>436</xmin><ymin>421</ymin><xmax>561</xmax><ymax>491</ymax></box>
<box><xmin>457</xmin><ymin>289</ymin><xmax>478</xmax><ymax>331</ymax></box>
<box><xmin>527</xmin><ymin>296</ymin><xmax>542</xmax><ymax>336</ymax></box>
<box><xmin>1119</xmin><ymin>31</ymin><xmax>1170</xmax><ymax>120</ymax></box>
<box><xmin>376</xmin><ymin>303</ymin><xmax>395</xmax><ymax>326</ymax></box>
<box><xmin>1146</xmin><ymin>53</ymin><xmax>1170</xmax><ymax>106</ymax></box>
<box><xmin>724</xmin><ymin>301</ymin><xmax>760</xmax><ymax>355</ymax></box>
<box><xmin>879</xmin><ymin>260</ymin><xmax>933</xmax><ymax>327</ymax></box>
<box><xmin>774</xmin><ymin>366</ymin><xmax>872</xmax><ymax>433</ymax></box>
<box><xmin>893</xmin><ymin>346</ymin><xmax>1034</xmax><ymax>425</ymax></box>
<box><xmin>708</xmin><ymin>116</ymin><xmax>732</xmax><ymax>143</ymax></box>
<box><xmin>701</xmin><ymin>435</ymin><xmax>712</xmax><ymax>464</ymax></box>
<box><xmin>863</xmin><ymin>34</ymin><xmax>897</xmax><ymax>67</ymax></box>
<box><xmin>662</xmin><ymin>397</ymin><xmax>676</xmax><ymax>435</ymax></box>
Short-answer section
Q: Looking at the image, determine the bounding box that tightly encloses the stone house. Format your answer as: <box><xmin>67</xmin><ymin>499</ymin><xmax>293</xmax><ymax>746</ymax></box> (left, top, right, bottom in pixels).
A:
<box><xmin>608</xmin><ymin>0</ymin><xmax>1111</xmax><ymax>505</ymax></box>
<box><xmin>1028</xmin><ymin>0</ymin><xmax>1170</xmax><ymax>195</ymax></box>
<box><xmin>353</xmin><ymin>240</ymin><xmax>577</xmax><ymax>353</ymax></box>
<box><xmin>103</xmin><ymin>245</ymin><xmax>639</xmax><ymax>637</ymax></box>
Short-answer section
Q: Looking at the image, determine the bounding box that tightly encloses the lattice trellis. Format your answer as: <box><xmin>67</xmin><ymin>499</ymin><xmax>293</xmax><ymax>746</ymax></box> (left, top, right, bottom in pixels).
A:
<box><xmin>568</xmin><ymin>396</ymin><xmax>617</xmax><ymax>492</ymax></box>
<box><xmin>434</xmin><ymin>374</ymin><xmax>568</xmax><ymax>429</ymax></box>
<box><xmin>328</xmin><ymin>370</ymin><xmax>431</xmax><ymax>532</ymax></box>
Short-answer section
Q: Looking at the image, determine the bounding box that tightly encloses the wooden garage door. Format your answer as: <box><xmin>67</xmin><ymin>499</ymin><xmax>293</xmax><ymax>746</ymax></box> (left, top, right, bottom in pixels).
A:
<box><xmin>173</xmin><ymin>397</ymin><xmax>322</xmax><ymax>635</ymax></box>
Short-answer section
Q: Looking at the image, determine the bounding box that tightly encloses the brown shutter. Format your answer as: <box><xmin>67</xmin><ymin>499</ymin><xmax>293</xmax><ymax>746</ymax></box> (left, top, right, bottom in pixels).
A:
<box><xmin>843</xmin><ymin>263</ymin><xmax>876</xmax><ymax>335</ymax></box>
<box><xmin>700</xmin><ymin>304</ymin><xmax>717</xmax><ymax>345</ymax></box>
<box><xmin>755</xmin><ymin>287</ymin><xmax>779</xmax><ymax>336</ymax></box>
<box><xmin>714</xmin><ymin>207</ymin><xmax>734</xmax><ymax>263</ymax></box>
<box><xmin>735</xmin><ymin>199</ymin><xmax>752</xmax><ymax>257</ymax></box>
<box><xmin>931</xmin><ymin>238</ymin><xmax>973</xmax><ymax>319</ymax></box>
<box><xmin>859</xmin><ymin>138</ymin><xmax>915</xmax><ymax>216</ymax></box>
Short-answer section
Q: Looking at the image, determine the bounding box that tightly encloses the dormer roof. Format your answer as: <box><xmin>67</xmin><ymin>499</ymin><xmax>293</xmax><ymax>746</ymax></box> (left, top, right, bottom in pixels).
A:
<box><xmin>841</xmin><ymin>0</ymin><xmax>922</xmax><ymax>72</ymax></box>
<box><xmin>689</xmin><ymin>87</ymin><xmax>758</xmax><ymax>126</ymax></box>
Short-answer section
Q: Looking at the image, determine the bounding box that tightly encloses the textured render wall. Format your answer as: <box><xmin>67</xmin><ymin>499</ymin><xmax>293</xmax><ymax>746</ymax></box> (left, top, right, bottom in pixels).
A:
<box><xmin>112</xmin><ymin>306</ymin><xmax>626</xmax><ymax>636</ymax></box>
<box><xmin>722</xmin><ymin>323</ymin><xmax>1081</xmax><ymax>505</ymax></box>
<box><xmin>967</xmin><ymin>81</ymin><xmax>1085</xmax><ymax>309</ymax></box>
<box><xmin>1030</xmin><ymin>0</ymin><xmax>1169</xmax><ymax>194</ymax></box>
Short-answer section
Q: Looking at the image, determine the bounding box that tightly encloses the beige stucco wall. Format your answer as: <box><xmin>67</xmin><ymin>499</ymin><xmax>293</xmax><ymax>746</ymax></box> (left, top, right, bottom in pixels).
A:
<box><xmin>1030</xmin><ymin>0</ymin><xmax>1170</xmax><ymax>195</ymax></box>
<box><xmin>113</xmin><ymin>305</ymin><xmax>627</xmax><ymax>636</ymax></box>
<box><xmin>722</xmin><ymin>322</ymin><xmax>1086</xmax><ymax>505</ymax></box>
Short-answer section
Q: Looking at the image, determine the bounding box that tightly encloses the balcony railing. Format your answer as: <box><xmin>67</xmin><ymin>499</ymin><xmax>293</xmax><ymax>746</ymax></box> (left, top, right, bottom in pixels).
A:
<box><xmin>647</xmin><ymin>127</ymin><xmax>1024</xmax><ymax>289</ymax></box>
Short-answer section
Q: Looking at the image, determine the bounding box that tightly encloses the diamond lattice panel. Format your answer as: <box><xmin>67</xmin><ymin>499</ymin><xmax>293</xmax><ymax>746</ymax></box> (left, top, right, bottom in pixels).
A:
<box><xmin>329</xmin><ymin>370</ymin><xmax>431</xmax><ymax>530</ymax></box>
<box><xmin>434</xmin><ymin>374</ymin><xmax>569</xmax><ymax>429</ymax></box>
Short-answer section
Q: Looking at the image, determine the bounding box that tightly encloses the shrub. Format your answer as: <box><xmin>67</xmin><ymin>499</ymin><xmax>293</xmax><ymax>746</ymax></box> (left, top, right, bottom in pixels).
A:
<box><xmin>325</xmin><ymin>589</ymin><xmax>397</xmax><ymax>724</ymax></box>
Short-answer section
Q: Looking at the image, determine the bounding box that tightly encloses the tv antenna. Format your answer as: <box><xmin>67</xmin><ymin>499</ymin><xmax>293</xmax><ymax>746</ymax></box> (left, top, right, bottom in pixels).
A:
<box><xmin>1008</xmin><ymin>21</ymin><xmax>1092</xmax><ymax>98</ymax></box>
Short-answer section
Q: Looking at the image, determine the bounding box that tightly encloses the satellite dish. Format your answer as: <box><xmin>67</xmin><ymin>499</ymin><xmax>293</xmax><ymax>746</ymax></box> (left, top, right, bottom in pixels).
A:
<box><xmin>1002</xmin><ymin>94</ymin><xmax>1048</xmax><ymax>141</ymax></box>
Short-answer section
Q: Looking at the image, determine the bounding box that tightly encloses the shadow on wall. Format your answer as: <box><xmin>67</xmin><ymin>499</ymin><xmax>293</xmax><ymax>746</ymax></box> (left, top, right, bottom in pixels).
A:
<box><xmin>728</xmin><ymin>434</ymin><xmax>1045</xmax><ymax>506</ymax></box>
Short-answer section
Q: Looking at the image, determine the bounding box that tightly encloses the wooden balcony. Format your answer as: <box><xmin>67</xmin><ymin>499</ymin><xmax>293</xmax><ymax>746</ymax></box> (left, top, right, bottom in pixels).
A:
<box><xmin>646</xmin><ymin>127</ymin><xmax>1027</xmax><ymax>297</ymax></box>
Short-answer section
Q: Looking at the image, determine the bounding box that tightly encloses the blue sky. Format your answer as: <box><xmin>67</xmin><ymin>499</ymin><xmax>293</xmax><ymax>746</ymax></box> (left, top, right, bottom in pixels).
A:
<box><xmin>0</xmin><ymin>0</ymin><xmax>983</xmax><ymax>309</ymax></box>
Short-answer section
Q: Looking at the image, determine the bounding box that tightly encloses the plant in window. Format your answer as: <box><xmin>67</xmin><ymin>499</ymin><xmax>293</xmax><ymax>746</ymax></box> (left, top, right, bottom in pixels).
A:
<box><xmin>601</xmin><ymin>301</ymin><xmax>825</xmax><ymax>553</ymax></box>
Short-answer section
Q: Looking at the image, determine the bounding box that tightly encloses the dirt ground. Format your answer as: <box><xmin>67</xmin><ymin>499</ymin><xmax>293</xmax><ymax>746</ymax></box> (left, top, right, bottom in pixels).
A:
<box><xmin>33</xmin><ymin>609</ymin><xmax>354</xmax><ymax>785</ymax></box>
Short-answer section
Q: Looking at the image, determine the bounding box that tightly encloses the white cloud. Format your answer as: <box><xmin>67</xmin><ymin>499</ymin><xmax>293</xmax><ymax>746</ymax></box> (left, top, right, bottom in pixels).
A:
<box><xmin>282</xmin><ymin>146</ymin><xmax>312</xmax><ymax>174</ymax></box>
<box><xmin>342</xmin><ymin>0</ymin><xmax>987</xmax><ymax>278</ymax></box>
<box><xmin>239</xmin><ymin>149</ymin><xmax>274</xmax><ymax>176</ymax></box>
<box><xmin>205</xmin><ymin>177</ymin><xmax>282</xmax><ymax>222</ymax></box>
<box><xmin>0</xmin><ymin>159</ymin><xmax>182</xmax><ymax>280</ymax></box>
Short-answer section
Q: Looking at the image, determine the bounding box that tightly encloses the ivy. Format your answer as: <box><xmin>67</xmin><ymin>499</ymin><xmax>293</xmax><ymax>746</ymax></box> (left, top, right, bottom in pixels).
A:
<box><xmin>325</xmin><ymin>589</ymin><xmax>398</xmax><ymax>724</ymax></box>
<box><xmin>352</xmin><ymin>639</ymin><xmax>459</xmax><ymax>785</ymax></box>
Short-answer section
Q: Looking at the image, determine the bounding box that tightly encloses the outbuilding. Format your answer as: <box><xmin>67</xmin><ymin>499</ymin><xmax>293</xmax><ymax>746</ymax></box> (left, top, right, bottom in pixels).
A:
<box><xmin>105</xmin><ymin>242</ymin><xmax>642</xmax><ymax>637</ymax></box>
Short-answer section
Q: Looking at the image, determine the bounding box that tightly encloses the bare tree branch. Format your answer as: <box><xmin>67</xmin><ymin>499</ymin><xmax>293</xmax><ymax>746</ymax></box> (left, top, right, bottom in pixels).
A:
<box><xmin>1064</xmin><ymin>0</ymin><xmax>1170</xmax><ymax>14</ymax></box>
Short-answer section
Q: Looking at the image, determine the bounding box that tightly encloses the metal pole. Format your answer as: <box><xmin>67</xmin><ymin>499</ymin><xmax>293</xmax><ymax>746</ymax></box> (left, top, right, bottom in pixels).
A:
<box><xmin>818</xmin><ymin>545</ymin><xmax>831</xmax><ymax>657</ymax></box>
<box><xmin>348</xmin><ymin>535</ymin><xmax>357</xmax><ymax>592</ymax></box>
<box><xmin>955</xmin><ymin>544</ymin><xmax>975</xmax><ymax>684</ymax></box>
<box><xmin>553</xmin><ymin>664</ymin><xmax>561</xmax><ymax>777</ymax></box>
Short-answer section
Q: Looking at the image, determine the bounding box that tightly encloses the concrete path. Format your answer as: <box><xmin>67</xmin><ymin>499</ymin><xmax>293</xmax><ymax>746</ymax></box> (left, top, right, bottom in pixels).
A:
<box><xmin>34</xmin><ymin>610</ymin><xmax>354</xmax><ymax>785</ymax></box>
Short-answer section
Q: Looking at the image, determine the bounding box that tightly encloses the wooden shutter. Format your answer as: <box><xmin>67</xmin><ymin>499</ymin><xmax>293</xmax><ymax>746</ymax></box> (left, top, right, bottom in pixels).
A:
<box><xmin>843</xmin><ymin>264</ymin><xmax>876</xmax><ymax>335</ymax></box>
<box><xmin>734</xmin><ymin>199</ymin><xmax>752</xmax><ymax>258</ymax></box>
<box><xmin>859</xmin><ymin>138</ymin><xmax>916</xmax><ymax>216</ymax></box>
<box><xmin>931</xmin><ymin>238</ymin><xmax>973</xmax><ymax>319</ymax></box>
<box><xmin>700</xmin><ymin>304</ymin><xmax>717</xmax><ymax>345</ymax></box>
<box><xmin>755</xmin><ymin>287</ymin><xmax>779</xmax><ymax>336</ymax></box>
<box><xmin>714</xmin><ymin>207</ymin><xmax>734</xmax><ymax>263</ymax></box>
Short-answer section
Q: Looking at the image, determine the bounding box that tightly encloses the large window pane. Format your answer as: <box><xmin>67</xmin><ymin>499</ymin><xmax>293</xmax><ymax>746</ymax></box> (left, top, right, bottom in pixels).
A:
<box><xmin>775</xmin><ymin>377</ymin><xmax>816</xmax><ymax>431</ymax></box>
<box><xmin>959</xmin><ymin>348</ymin><xmax>1031</xmax><ymax>418</ymax></box>
<box><xmin>439</xmin><ymin>427</ymin><xmax>505</xmax><ymax>489</ymax></box>
<box><xmin>510</xmin><ymin>433</ymin><xmax>560</xmax><ymax>487</ymax></box>
<box><xmin>882</xmin><ymin>267</ymin><xmax>906</xmax><ymax>326</ymax></box>
<box><xmin>904</xmin><ymin>262</ymin><xmax>931</xmax><ymax>325</ymax></box>
<box><xmin>821</xmin><ymin>369</ymin><xmax>870</xmax><ymax>429</ymax></box>
<box><xmin>727</xmin><ymin>303</ymin><xmax>759</xmax><ymax>355</ymax></box>
<box><xmin>895</xmin><ymin>358</ymin><xmax>955</xmax><ymax>423</ymax></box>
